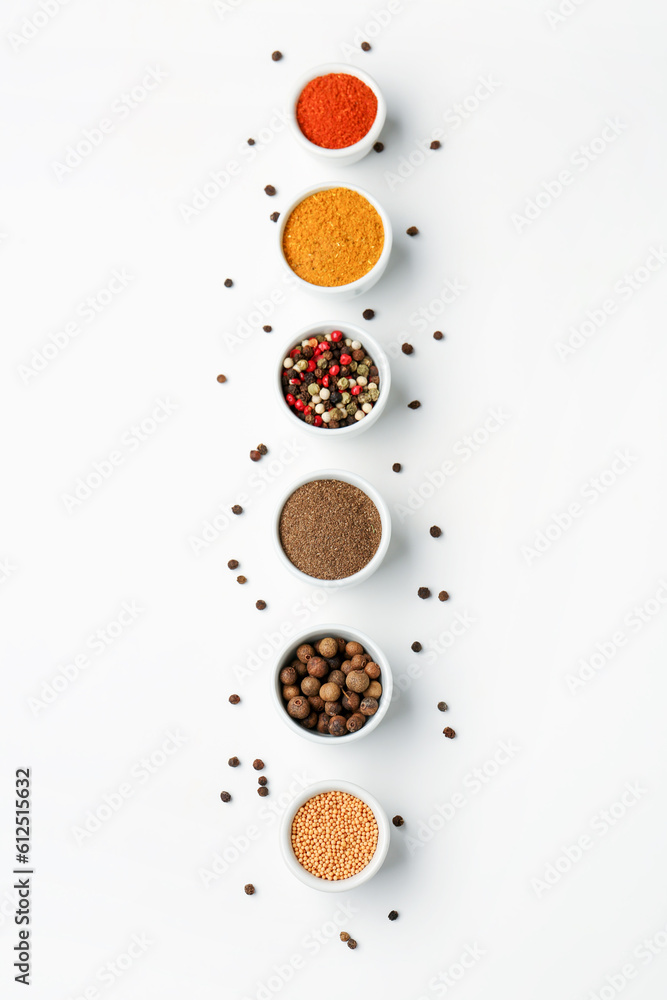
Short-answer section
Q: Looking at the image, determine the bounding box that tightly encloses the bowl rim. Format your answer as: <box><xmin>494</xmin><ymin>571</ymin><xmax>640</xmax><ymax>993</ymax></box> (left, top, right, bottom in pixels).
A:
<box><xmin>279</xmin><ymin>778</ymin><xmax>391</xmax><ymax>891</ymax></box>
<box><xmin>287</xmin><ymin>62</ymin><xmax>387</xmax><ymax>158</ymax></box>
<box><xmin>271</xmin><ymin>621</ymin><xmax>393</xmax><ymax>744</ymax></box>
<box><xmin>274</xmin><ymin>320</ymin><xmax>391</xmax><ymax>437</ymax></box>
<box><xmin>272</xmin><ymin>468</ymin><xmax>392</xmax><ymax>588</ymax></box>
<box><xmin>277</xmin><ymin>181</ymin><xmax>393</xmax><ymax>295</ymax></box>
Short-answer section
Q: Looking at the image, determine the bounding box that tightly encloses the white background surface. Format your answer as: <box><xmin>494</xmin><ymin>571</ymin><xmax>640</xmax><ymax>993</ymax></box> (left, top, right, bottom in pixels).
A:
<box><xmin>2</xmin><ymin>1</ymin><xmax>667</xmax><ymax>998</ymax></box>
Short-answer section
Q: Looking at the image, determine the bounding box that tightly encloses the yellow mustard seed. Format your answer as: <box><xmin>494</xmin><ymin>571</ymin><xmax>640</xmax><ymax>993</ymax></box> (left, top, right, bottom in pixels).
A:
<box><xmin>282</xmin><ymin>187</ymin><xmax>384</xmax><ymax>287</ymax></box>
<box><xmin>291</xmin><ymin>790</ymin><xmax>378</xmax><ymax>880</ymax></box>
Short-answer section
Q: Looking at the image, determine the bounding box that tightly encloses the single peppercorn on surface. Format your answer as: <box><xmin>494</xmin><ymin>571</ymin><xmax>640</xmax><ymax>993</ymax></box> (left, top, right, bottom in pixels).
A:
<box><xmin>291</xmin><ymin>791</ymin><xmax>378</xmax><ymax>880</ymax></box>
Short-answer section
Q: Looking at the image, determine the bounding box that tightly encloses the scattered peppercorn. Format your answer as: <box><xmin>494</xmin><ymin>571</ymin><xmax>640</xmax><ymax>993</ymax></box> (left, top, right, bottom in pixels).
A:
<box><xmin>264</xmin><ymin>184</ymin><xmax>276</xmax><ymax>196</ymax></box>
<box><xmin>361</xmin><ymin>40</ymin><xmax>371</xmax><ymax>50</ymax></box>
<box><xmin>228</xmin><ymin>756</ymin><xmax>240</xmax><ymax>767</ymax></box>
<box><xmin>411</xmin><ymin>641</ymin><xmax>422</xmax><ymax>652</ymax></box>
<box><xmin>244</xmin><ymin>884</ymin><xmax>255</xmax><ymax>895</ymax></box>
<box><xmin>406</xmin><ymin>226</ymin><xmax>419</xmax><ymax>236</ymax></box>
<box><xmin>263</xmin><ymin>325</ymin><xmax>272</xmax><ymax>332</ymax></box>
<box><xmin>392</xmin><ymin>462</ymin><xmax>402</xmax><ymax>472</ymax></box>
<box><xmin>224</xmin><ymin>278</ymin><xmax>233</xmax><ymax>288</ymax></box>
<box><xmin>347</xmin><ymin>939</ymin><xmax>358</xmax><ymax>950</ymax></box>
<box><xmin>258</xmin><ymin>776</ymin><xmax>267</xmax><ymax>786</ymax></box>
<box><xmin>256</xmin><ymin>600</ymin><xmax>267</xmax><ymax>610</ymax></box>
<box><xmin>231</xmin><ymin>505</ymin><xmax>243</xmax><ymax>515</ymax></box>
<box><xmin>227</xmin><ymin>559</ymin><xmax>239</xmax><ymax>569</ymax></box>
<box><xmin>438</xmin><ymin>701</ymin><xmax>448</xmax><ymax>712</ymax></box>
<box><xmin>392</xmin><ymin>815</ymin><xmax>404</xmax><ymax>827</ymax></box>
<box><xmin>433</xmin><ymin>330</ymin><xmax>444</xmax><ymax>340</ymax></box>
<box><xmin>216</xmin><ymin>373</ymin><xmax>227</xmax><ymax>383</ymax></box>
<box><xmin>439</xmin><ymin>591</ymin><xmax>450</xmax><ymax>601</ymax></box>
<box><xmin>250</xmin><ymin>450</ymin><xmax>261</xmax><ymax>462</ymax></box>
<box><xmin>258</xmin><ymin>444</ymin><xmax>268</xmax><ymax>455</ymax></box>
<box><xmin>257</xmin><ymin>786</ymin><xmax>269</xmax><ymax>796</ymax></box>
<box><xmin>253</xmin><ymin>759</ymin><xmax>264</xmax><ymax>770</ymax></box>
<box><xmin>228</xmin><ymin>694</ymin><xmax>240</xmax><ymax>704</ymax></box>
<box><xmin>443</xmin><ymin>727</ymin><xmax>456</xmax><ymax>738</ymax></box>
<box><xmin>270</xmin><ymin>211</ymin><xmax>280</xmax><ymax>222</ymax></box>
<box><xmin>408</xmin><ymin>400</ymin><xmax>421</xmax><ymax>409</ymax></box>
<box><xmin>271</xmin><ymin>50</ymin><xmax>282</xmax><ymax>61</ymax></box>
<box><xmin>401</xmin><ymin>343</ymin><xmax>413</xmax><ymax>355</ymax></box>
<box><xmin>247</xmin><ymin>138</ymin><xmax>255</xmax><ymax>145</ymax></box>
<box><xmin>373</xmin><ymin>141</ymin><xmax>384</xmax><ymax>152</ymax></box>
<box><xmin>237</xmin><ymin>575</ymin><xmax>247</xmax><ymax>585</ymax></box>
<box><xmin>388</xmin><ymin>910</ymin><xmax>399</xmax><ymax>921</ymax></box>
<box><xmin>362</xmin><ymin>308</ymin><xmax>375</xmax><ymax>320</ymax></box>
<box><xmin>418</xmin><ymin>587</ymin><xmax>431</xmax><ymax>599</ymax></box>
<box><xmin>220</xmin><ymin>791</ymin><xmax>231</xmax><ymax>802</ymax></box>
<box><xmin>340</xmin><ymin>931</ymin><xmax>350</xmax><ymax>942</ymax></box>
<box><xmin>430</xmin><ymin>525</ymin><xmax>442</xmax><ymax>537</ymax></box>
<box><xmin>430</xmin><ymin>139</ymin><xmax>441</xmax><ymax>149</ymax></box>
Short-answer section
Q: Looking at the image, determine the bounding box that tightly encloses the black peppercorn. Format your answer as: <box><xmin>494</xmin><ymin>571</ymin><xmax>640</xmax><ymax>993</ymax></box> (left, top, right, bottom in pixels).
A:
<box><xmin>373</xmin><ymin>141</ymin><xmax>384</xmax><ymax>152</ymax></box>
<box><xmin>228</xmin><ymin>756</ymin><xmax>240</xmax><ymax>767</ymax></box>
<box><xmin>250</xmin><ymin>450</ymin><xmax>261</xmax><ymax>462</ymax></box>
<box><xmin>430</xmin><ymin>139</ymin><xmax>441</xmax><ymax>149</ymax></box>
<box><xmin>228</xmin><ymin>694</ymin><xmax>240</xmax><ymax>704</ymax></box>
<box><xmin>408</xmin><ymin>400</ymin><xmax>421</xmax><ymax>409</ymax></box>
<box><xmin>438</xmin><ymin>701</ymin><xmax>448</xmax><ymax>712</ymax></box>
<box><xmin>418</xmin><ymin>587</ymin><xmax>431</xmax><ymax>599</ymax></box>
<box><xmin>227</xmin><ymin>559</ymin><xmax>239</xmax><ymax>569</ymax></box>
<box><xmin>237</xmin><ymin>575</ymin><xmax>247</xmax><ymax>585</ymax></box>
<box><xmin>258</xmin><ymin>776</ymin><xmax>267</xmax><ymax>786</ymax></box>
<box><xmin>439</xmin><ymin>591</ymin><xmax>450</xmax><ymax>601</ymax></box>
<box><xmin>256</xmin><ymin>600</ymin><xmax>267</xmax><ymax>610</ymax></box>
<box><xmin>443</xmin><ymin>727</ymin><xmax>456</xmax><ymax>738</ymax></box>
<box><xmin>244</xmin><ymin>883</ymin><xmax>255</xmax><ymax>895</ymax></box>
<box><xmin>271</xmin><ymin>50</ymin><xmax>282</xmax><ymax>61</ymax></box>
<box><xmin>392</xmin><ymin>462</ymin><xmax>402</xmax><ymax>472</ymax></box>
<box><xmin>362</xmin><ymin>308</ymin><xmax>375</xmax><ymax>320</ymax></box>
<box><xmin>231</xmin><ymin>504</ymin><xmax>243</xmax><ymax>514</ymax></box>
<box><xmin>347</xmin><ymin>938</ymin><xmax>357</xmax><ymax>949</ymax></box>
<box><xmin>224</xmin><ymin>278</ymin><xmax>233</xmax><ymax>287</ymax></box>
<box><xmin>388</xmin><ymin>910</ymin><xmax>399</xmax><ymax>920</ymax></box>
<box><xmin>270</xmin><ymin>211</ymin><xmax>280</xmax><ymax>222</ymax></box>
<box><xmin>264</xmin><ymin>184</ymin><xmax>276</xmax><ymax>196</ymax></box>
<box><xmin>247</xmin><ymin>138</ymin><xmax>255</xmax><ymax>145</ymax></box>
<box><xmin>392</xmin><ymin>815</ymin><xmax>404</xmax><ymax>827</ymax></box>
<box><xmin>340</xmin><ymin>931</ymin><xmax>350</xmax><ymax>942</ymax></box>
<box><xmin>253</xmin><ymin>759</ymin><xmax>264</xmax><ymax>770</ymax></box>
<box><xmin>401</xmin><ymin>343</ymin><xmax>414</xmax><ymax>355</ymax></box>
<box><xmin>411</xmin><ymin>641</ymin><xmax>422</xmax><ymax>652</ymax></box>
<box><xmin>433</xmin><ymin>330</ymin><xmax>444</xmax><ymax>340</ymax></box>
<box><xmin>263</xmin><ymin>325</ymin><xmax>272</xmax><ymax>332</ymax></box>
<box><xmin>217</xmin><ymin>374</ymin><xmax>227</xmax><ymax>383</ymax></box>
<box><xmin>361</xmin><ymin>40</ymin><xmax>371</xmax><ymax>50</ymax></box>
<box><xmin>406</xmin><ymin>226</ymin><xmax>419</xmax><ymax>236</ymax></box>
<box><xmin>220</xmin><ymin>791</ymin><xmax>231</xmax><ymax>802</ymax></box>
<box><xmin>430</xmin><ymin>525</ymin><xmax>442</xmax><ymax>537</ymax></box>
<box><xmin>257</xmin><ymin>786</ymin><xmax>269</xmax><ymax>796</ymax></box>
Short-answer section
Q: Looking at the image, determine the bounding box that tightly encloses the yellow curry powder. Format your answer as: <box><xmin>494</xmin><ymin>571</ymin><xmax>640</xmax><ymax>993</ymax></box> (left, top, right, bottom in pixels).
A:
<box><xmin>282</xmin><ymin>187</ymin><xmax>384</xmax><ymax>287</ymax></box>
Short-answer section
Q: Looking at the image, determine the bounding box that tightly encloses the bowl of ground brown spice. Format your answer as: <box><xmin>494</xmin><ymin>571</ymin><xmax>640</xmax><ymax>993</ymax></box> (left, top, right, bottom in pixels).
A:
<box><xmin>273</xmin><ymin>469</ymin><xmax>391</xmax><ymax>587</ymax></box>
<box><xmin>278</xmin><ymin>183</ymin><xmax>392</xmax><ymax>298</ymax></box>
<box><xmin>288</xmin><ymin>63</ymin><xmax>386</xmax><ymax>166</ymax></box>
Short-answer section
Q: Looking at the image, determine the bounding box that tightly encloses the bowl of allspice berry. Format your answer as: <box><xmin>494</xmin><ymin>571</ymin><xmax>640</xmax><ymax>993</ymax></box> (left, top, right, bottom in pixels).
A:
<box><xmin>272</xmin><ymin>624</ymin><xmax>392</xmax><ymax>743</ymax></box>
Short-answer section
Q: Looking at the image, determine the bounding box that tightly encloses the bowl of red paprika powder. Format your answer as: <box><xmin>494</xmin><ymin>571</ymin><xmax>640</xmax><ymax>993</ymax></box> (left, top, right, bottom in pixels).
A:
<box><xmin>289</xmin><ymin>63</ymin><xmax>386</xmax><ymax>165</ymax></box>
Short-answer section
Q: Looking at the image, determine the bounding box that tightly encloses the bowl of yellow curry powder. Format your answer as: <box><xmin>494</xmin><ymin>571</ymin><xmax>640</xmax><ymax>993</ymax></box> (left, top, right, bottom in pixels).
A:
<box><xmin>278</xmin><ymin>184</ymin><xmax>392</xmax><ymax>298</ymax></box>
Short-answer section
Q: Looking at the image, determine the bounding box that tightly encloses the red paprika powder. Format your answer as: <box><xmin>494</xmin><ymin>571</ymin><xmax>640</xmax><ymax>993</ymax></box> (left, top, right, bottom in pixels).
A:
<box><xmin>296</xmin><ymin>73</ymin><xmax>378</xmax><ymax>149</ymax></box>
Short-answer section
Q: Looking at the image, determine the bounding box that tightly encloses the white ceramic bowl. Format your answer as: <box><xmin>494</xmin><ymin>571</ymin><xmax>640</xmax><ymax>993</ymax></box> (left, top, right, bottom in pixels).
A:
<box><xmin>273</xmin><ymin>468</ymin><xmax>391</xmax><ymax>588</ymax></box>
<box><xmin>288</xmin><ymin>62</ymin><xmax>386</xmax><ymax>166</ymax></box>
<box><xmin>272</xmin><ymin>623</ymin><xmax>393</xmax><ymax>744</ymax></box>
<box><xmin>278</xmin><ymin>182</ymin><xmax>392</xmax><ymax>299</ymax></box>
<box><xmin>275</xmin><ymin>321</ymin><xmax>391</xmax><ymax>438</ymax></box>
<box><xmin>280</xmin><ymin>779</ymin><xmax>390</xmax><ymax>891</ymax></box>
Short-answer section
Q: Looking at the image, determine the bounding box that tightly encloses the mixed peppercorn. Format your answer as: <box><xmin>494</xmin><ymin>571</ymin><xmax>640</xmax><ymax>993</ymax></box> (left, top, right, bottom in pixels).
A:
<box><xmin>280</xmin><ymin>330</ymin><xmax>381</xmax><ymax>427</ymax></box>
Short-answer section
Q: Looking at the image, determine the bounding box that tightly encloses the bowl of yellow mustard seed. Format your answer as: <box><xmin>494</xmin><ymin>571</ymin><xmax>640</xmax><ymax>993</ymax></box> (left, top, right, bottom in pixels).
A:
<box><xmin>278</xmin><ymin>183</ymin><xmax>392</xmax><ymax>298</ymax></box>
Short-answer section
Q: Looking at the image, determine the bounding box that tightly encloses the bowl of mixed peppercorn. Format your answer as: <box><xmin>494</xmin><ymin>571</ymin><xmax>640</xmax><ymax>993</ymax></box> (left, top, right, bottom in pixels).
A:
<box><xmin>276</xmin><ymin>322</ymin><xmax>390</xmax><ymax>434</ymax></box>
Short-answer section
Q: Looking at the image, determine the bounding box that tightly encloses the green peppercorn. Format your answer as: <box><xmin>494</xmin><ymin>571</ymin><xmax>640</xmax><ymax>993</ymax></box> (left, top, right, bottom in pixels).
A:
<box><xmin>295</xmin><ymin>359</ymin><xmax>307</xmax><ymax>372</ymax></box>
<box><xmin>337</xmin><ymin>377</ymin><xmax>349</xmax><ymax>390</ymax></box>
<box><xmin>356</xmin><ymin>363</ymin><xmax>369</xmax><ymax>376</ymax></box>
<box><xmin>341</xmin><ymin>391</ymin><xmax>351</xmax><ymax>405</ymax></box>
<box><xmin>307</xmin><ymin>383</ymin><xmax>319</xmax><ymax>396</ymax></box>
<box><xmin>346</xmin><ymin>402</ymin><xmax>358</xmax><ymax>415</ymax></box>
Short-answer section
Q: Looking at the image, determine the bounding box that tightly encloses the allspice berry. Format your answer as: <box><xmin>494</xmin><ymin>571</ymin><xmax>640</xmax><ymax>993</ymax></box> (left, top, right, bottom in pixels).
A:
<box><xmin>328</xmin><ymin>670</ymin><xmax>346</xmax><ymax>688</ymax></box>
<box><xmin>317</xmin><ymin>712</ymin><xmax>330</xmax><ymax>733</ymax></box>
<box><xmin>302</xmin><ymin>712</ymin><xmax>318</xmax><ymax>729</ymax></box>
<box><xmin>280</xmin><ymin>666</ymin><xmax>297</xmax><ymax>685</ymax></box>
<box><xmin>297</xmin><ymin>644</ymin><xmax>315</xmax><ymax>663</ymax></box>
<box><xmin>360</xmin><ymin>696</ymin><xmax>379</xmax><ymax>716</ymax></box>
<box><xmin>306</xmin><ymin>656</ymin><xmax>328</xmax><ymax>678</ymax></box>
<box><xmin>345</xmin><ymin>641</ymin><xmax>364</xmax><ymax>657</ymax></box>
<box><xmin>300</xmin><ymin>675</ymin><xmax>321</xmax><ymax>697</ymax></box>
<box><xmin>244</xmin><ymin>884</ymin><xmax>255</xmax><ymax>895</ymax></box>
<box><xmin>253</xmin><ymin>759</ymin><xmax>264</xmax><ymax>770</ymax></box>
<box><xmin>308</xmin><ymin>695</ymin><xmax>325</xmax><ymax>713</ymax></box>
<box><xmin>325</xmin><ymin>700</ymin><xmax>342</xmax><ymax>717</ymax></box>
<box><xmin>366</xmin><ymin>681</ymin><xmax>382</xmax><ymax>699</ymax></box>
<box><xmin>319</xmin><ymin>682</ymin><xmax>341</xmax><ymax>702</ymax></box>
<box><xmin>350</xmin><ymin>653</ymin><xmax>369</xmax><ymax>669</ymax></box>
<box><xmin>340</xmin><ymin>660</ymin><xmax>354</xmax><ymax>675</ymax></box>
<box><xmin>346</xmin><ymin>713</ymin><xmax>366</xmax><ymax>733</ymax></box>
<box><xmin>328</xmin><ymin>715</ymin><xmax>347</xmax><ymax>736</ymax></box>
<box><xmin>346</xmin><ymin>670</ymin><xmax>370</xmax><ymax>693</ymax></box>
<box><xmin>364</xmin><ymin>661</ymin><xmax>381</xmax><ymax>679</ymax></box>
<box><xmin>318</xmin><ymin>637</ymin><xmax>338</xmax><ymax>658</ymax></box>
<box><xmin>342</xmin><ymin>691</ymin><xmax>360</xmax><ymax>713</ymax></box>
<box><xmin>287</xmin><ymin>696</ymin><xmax>310</xmax><ymax>720</ymax></box>
<box><xmin>282</xmin><ymin>684</ymin><xmax>300</xmax><ymax>700</ymax></box>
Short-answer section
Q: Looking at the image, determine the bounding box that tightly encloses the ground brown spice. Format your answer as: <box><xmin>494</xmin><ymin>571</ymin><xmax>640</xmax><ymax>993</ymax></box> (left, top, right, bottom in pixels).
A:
<box><xmin>279</xmin><ymin>479</ymin><xmax>382</xmax><ymax>579</ymax></box>
<box><xmin>282</xmin><ymin>188</ymin><xmax>384</xmax><ymax>287</ymax></box>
